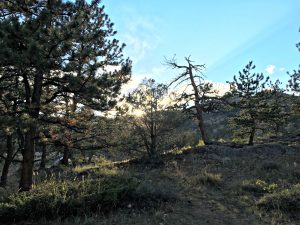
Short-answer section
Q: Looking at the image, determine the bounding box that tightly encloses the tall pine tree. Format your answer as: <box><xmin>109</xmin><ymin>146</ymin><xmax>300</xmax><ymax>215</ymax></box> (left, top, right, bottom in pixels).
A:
<box><xmin>227</xmin><ymin>62</ymin><xmax>270</xmax><ymax>145</ymax></box>
<box><xmin>0</xmin><ymin>0</ymin><xmax>131</xmax><ymax>191</ymax></box>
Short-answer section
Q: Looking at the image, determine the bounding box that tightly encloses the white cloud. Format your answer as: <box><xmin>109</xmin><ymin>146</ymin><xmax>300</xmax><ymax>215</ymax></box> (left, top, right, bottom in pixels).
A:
<box><xmin>210</xmin><ymin>81</ymin><xmax>231</xmax><ymax>96</ymax></box>
<box><xmin>170</xmin><ymin>81</ymin><xmax>230</xmax><ymax>98</ymax></box>
<box><xmin>265</xmin><ymin>65</ymin><xmax>276</xmax><ymax>75</ymax></box>
<box><xmin>123</xmin><ymin>34</ymin><xmax>152</xmax><ymax>64</ymax></box>
<box><xmin>121</xmin><ymin>66</ymin><xmax>168</xmax><ymax>94</ymax></box>
<box><xmin>279</xmin><ymin>67</ymin><xmax>285</xmax><ymax>72</ymax></box>
<box><xmin>121</xmin><ymin>75</ymin><xmax>144</xmax><ymax>94</ymax></box>
<box><xmin>120</xmin><ymin>11</ymin><xmax>161</xmax><ymax>65</ymax></box>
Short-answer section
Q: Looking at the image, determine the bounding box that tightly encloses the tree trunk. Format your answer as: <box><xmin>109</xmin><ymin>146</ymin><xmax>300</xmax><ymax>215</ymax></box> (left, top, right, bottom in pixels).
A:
<box><xmin>0</xmin><ymin>135</ymin><xmax>14</xmax><ymax>187</ymax></box>
<box><xmin>61</xmin><ymin>146</ymin><xmax>70</xmax><ymax>166</ymax></box>
<box><xmin>19</xmin><ymin>125</ymin><xmax>36</xmax><ymax>191</ymax></box>
<box><xmin>149</xmin><ymin>99</ymin><xmax>160</xmax><ymax>161</ymax></box>
<box><xmin>188</xmin><ymin>65</ymin><xmax>210</xmax><ymax>145</ymax></box>
<box><xmin>197</xmin><ymin>110</ymin><xmax>210</xmax><ymax>145</ymax></box>
<box><xmin>19</xmin><ymin>71</ymin><xmax>43</xmax><ymax>191</ymax></box>
<box><xmin>61</xmin><ymin>96</ymin><xmax>77</xmax><ymax>166</ymax></box>
<box><xmin>248</xmin><ymin>127</ymin><xmax>255</xmax><ymax>145</ymax></box>
<box><xmin>39</xmin><ymin>143</ymin><xmax>47</xmax><ymax>170</ymax></box>
<box><xmin>149</xmin><ymin>134</ymin><xmax>157</xmax><ymax>159</ymax></box>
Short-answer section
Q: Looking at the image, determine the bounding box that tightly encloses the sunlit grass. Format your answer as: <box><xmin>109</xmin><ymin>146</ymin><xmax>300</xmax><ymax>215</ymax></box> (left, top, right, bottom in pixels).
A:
<box><xmin>165</xmin><ymin>145</ymin><xmax>192</xmax><ymax>155</ymax></box>
<box><xmin>0</xmin><ymin>171</ymin><xmax>178</xmax><ymax>223</ymax></box>
<box><xmin>73</xmin><ymin>164</ymin><xmax>99</xmax><ymax>173</ymax></box>
<box><xmin>241</xmin><ymin>179</ymin><xmax>279</xmax><ymax>194</ymax></box>
<box><xmin>257</xmin><ymin>184</ymin><xmax>300</xmax><ymax>212</ymax></box>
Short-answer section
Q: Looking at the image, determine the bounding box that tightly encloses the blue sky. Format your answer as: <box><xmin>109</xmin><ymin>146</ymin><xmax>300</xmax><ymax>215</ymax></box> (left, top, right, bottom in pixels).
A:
<box><xmin>104</xmin><ymin>0</ymin><xmax>300</xmax><ymax>87</ymax></box>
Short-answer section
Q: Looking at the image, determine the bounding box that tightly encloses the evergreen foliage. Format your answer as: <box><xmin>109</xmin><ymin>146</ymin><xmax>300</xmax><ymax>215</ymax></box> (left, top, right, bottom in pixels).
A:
<box><xmin>227</xmin><ymin>62</ymin><xmax>287</xmax><ymax>145</ymax></box>
<box><xmin>0</xmin><ymin>0</ymin><xmax>131</xmax><ymax>191</ymax></box>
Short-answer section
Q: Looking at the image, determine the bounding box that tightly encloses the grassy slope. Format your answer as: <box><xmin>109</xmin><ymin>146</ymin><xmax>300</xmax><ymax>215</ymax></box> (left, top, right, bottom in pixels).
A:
<box><xmin>1</xmin><ymin>143</ymin><xmax>300</xmax><ymax>225</ymax></box>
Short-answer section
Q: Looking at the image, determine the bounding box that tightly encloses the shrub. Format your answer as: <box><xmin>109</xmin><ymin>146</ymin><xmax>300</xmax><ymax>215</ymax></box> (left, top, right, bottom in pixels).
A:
<box><xmin>0</xmin><ymin>176</ymin><xmax>138</xmax><ymax>222</ymax></box>
<box><xmin>0</xmin><ymin>171</ymin><xmax>180</xmax><ymax>224</ymax></box>
<box><xmin>257</xmin><ymin>184</ymin><xmax>300</xmax><ymax>212</ymax></box>
<box><xmin>241</xmin><ymin>179</ymin><xmax>278</xmax><ymax>195</ymax></box>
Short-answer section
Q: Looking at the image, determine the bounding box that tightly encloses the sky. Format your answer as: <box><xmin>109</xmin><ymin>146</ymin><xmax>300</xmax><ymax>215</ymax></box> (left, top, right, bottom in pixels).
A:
<box><xmin>104</xmin><ymin>0</ymin><xmax>300</xmax><ymax>90</ymax></box>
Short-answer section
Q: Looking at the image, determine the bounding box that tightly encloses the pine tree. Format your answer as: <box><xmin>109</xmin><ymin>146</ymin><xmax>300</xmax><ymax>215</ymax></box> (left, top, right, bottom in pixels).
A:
<box><xmin>0</xmin><ymin>0</ymin><xmax>131</xmax><ymax>191</ymax></box>
<box><xmin>258</xmin><ymin>81</ymin><xmax>290</xmax><ymax>137</ymax></box>
<box><xmin>227</xmin><ymin>61</ymin><xmax>270</xmax><ymax>145</ymax></box>
<box><xmin>288</xmin><ymin>27</ymin><xmax>300</xmax><ymax>109</ymax></box>
<box><xmin>0</xmin><ymin>67</ymin><xmax>24</xmax><ymax>186</ymax></box>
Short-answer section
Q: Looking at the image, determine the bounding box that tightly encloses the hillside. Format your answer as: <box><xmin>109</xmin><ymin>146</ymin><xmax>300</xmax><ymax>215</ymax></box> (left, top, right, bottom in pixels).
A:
<box><xmin>1</xmin><ymin>142</ymin><xmax>299</xmax><ymax>225</ymax></box>
<box><xmin>1</xmin><ymin>1</ymin><xmax>300</xmax><ymax>225</ymax></box>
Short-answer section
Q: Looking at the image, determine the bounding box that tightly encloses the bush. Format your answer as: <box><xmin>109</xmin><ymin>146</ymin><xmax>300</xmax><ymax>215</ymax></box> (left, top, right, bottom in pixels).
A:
<box><xmin>0</xmin><ymin>173</ymin><xmax>176</xmax><ymax>223</ymax></box>
<box><xmin>0</xmin><ymin>176</ymin><xmax>138</xmax><ymax>222</ymax></box>
<box><xmin>257</xmin><ymin>184</ymin><xmax>300</xmax><ymax>212</ymax></box>
<box><xmin>241</xmin><ymin>179</ymin><xmax>278</xmax><ymax>195</ymax></box>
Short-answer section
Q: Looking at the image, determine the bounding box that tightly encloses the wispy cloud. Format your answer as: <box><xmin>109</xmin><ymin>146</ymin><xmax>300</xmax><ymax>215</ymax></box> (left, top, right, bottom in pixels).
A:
<box><xmin>121</xmin><ymin>75</ymin><xmax>144</xmax><ymax>94</ymax></box>
<box><xmin>120</xmin><ymin>9</ymin><xmax>161</xmax><ymax>65</ymax></box>
<box><xmin>279</xmin><ymin>67</ymin><xmax>285</xmax><ymax>72</ymax></box>
<box><xmin>170</xmin><ymin>80</ymin><xmax>230</xmax><ymax>98</ymax></box>
<box><xmin>121</xmin><ymin>66</ymin><xmax>167</xmax><ymax>94</ymax></box>
<box><xmin>265</xmin><ymin>65</ymin><xmax>276</xmax><ymax>75</ymax></box>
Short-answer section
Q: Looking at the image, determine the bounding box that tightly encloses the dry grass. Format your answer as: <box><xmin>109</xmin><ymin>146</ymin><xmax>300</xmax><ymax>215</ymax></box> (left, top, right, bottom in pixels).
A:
<box><xmin>1</xmin><ymin>143</ymin><xmax>300</xmax><ymax>225</ymax></box>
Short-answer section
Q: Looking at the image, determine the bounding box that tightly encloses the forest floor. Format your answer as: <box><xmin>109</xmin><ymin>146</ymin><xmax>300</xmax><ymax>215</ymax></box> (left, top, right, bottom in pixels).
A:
<box><xmin>1</xmin><ymin>141</ymin><xmax>300</xmax><ymax>225</ymax></box>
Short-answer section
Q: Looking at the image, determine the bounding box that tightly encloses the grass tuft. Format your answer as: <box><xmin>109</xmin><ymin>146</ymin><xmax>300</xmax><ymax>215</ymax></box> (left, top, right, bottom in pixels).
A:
<box><xmin>257</xmin><ymin>184</ymin><xmax>300</xmax><ymax>212</ymax></box>
<box><xmin>241</xmin><ymin>179</ymin><xmax>278</xmax><ymax>195</ymax></box>
<box><xmin>190</xmin><ymin>172</ymin><xmax>222</xmax><ymax>187</ymax></box>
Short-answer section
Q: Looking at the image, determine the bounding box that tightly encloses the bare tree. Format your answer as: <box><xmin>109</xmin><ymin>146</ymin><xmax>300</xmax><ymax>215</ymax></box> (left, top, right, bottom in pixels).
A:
<box><xmin>166</xmin><ymin>56</ymin><xmax>217</xmax><ymax>145</ymax></box>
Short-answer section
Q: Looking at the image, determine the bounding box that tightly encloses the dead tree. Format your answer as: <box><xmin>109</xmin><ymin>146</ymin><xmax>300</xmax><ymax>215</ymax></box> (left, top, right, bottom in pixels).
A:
<box><xmin>166</xmin><ymin>56</ymin><xmax>218</xmax><ymax>145</ymax></box>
